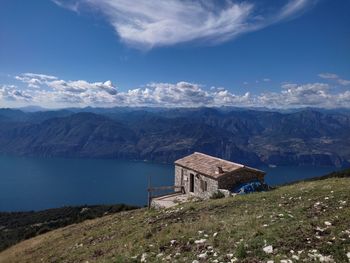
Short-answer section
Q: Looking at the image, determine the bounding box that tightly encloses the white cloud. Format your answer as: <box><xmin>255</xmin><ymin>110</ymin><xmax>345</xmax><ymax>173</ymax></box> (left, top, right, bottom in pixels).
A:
<box><xmin>3</xmin><ymin>73</ymin><xmax>350</xmax><ymax>108</ymax></box>
<box><xmin>52</xmin><ymin>0</ymin><xmax>317</xmax><ymax>49</ymax></box>
<box><xmin>319</xmin><ymin>73</ymin><xmax>350</xmax><ymax>86</ymax></box>
<box><xmin>15</xmin><ymin>73</ymin><xmax>58</xmax><ymax>88</ymax></box>
<box><xmin>0</xmin><ymin>85</ymin><xmax>32</xmax><ymax>103</ymax></box>
<box><xmin>12</xmin><ymin>73</ymin><xmax>119</xmax><ymax>107</ymax></box>
<box><xmin>275</xmin><ymin>0</ymin><xmax>314</xmax><ymax>22</ymax></box>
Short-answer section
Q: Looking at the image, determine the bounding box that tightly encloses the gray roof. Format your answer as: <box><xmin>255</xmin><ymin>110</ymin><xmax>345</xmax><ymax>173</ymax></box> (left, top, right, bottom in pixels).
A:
<box><xmin>174</xmin><ymin>152</ymin><xmax>265</xmax><ymax>179</ymax></box>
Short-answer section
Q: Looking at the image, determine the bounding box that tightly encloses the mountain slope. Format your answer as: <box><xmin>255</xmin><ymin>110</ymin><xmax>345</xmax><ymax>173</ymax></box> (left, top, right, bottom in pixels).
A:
<box><xmin>1</xmin><ymin>177</ymin><xmax>349</xmax><ymax>262</ymax></box>
<box><xmin>0</xmin><ymin>108</ymin><xmax>349</xmax><ymax>166</ymax></box>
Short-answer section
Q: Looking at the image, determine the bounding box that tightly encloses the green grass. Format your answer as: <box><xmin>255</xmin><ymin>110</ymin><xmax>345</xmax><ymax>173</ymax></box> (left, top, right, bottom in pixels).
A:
<box><xmin>0</xmin><ymin>204</ymin><xmax>138</xmax><ymax>252</ymax></box>
<box><xmin>1</xmin><ymin>177</ymin><xmax>349</xmax><ymax>263</ymax></box>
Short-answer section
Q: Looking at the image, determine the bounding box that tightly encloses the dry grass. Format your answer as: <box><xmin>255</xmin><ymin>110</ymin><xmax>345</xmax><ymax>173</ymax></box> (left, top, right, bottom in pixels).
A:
<box><xmin>1</xmin><ymin>178</ymin><xmax>349</xmax><ymax>262</ymax></box>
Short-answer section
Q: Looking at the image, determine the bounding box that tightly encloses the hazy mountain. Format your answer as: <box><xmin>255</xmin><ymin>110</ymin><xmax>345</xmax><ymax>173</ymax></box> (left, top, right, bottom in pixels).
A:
<box><xmin>0</xmin><ymin>107</ymin><xmax>349</xmax><ymax>167</ymax></box>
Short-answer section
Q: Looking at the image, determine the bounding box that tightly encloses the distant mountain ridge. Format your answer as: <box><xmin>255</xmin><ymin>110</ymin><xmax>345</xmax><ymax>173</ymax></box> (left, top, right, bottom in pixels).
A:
<box><xmin>0</xmin><ymin>107</ymin><xmax>349</xmax><ymax>167</ymax></box>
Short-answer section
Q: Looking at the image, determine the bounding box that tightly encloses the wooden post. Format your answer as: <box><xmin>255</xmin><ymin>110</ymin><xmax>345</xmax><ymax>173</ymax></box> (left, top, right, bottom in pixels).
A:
<box><xmin>147</xmin><ymin>175</ymin><xmax>152</xmax><ymax>209</ymax></box>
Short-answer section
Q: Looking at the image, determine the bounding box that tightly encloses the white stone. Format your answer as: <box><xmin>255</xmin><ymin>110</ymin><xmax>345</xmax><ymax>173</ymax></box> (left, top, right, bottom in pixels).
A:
<box><xmin>316</xmin><ymin>226</ymin><xmax>325</xmax><ymax>232</ymax></box>
<box><xmin>170</xmin><ymin>239</ymin><xmax>177</xmax><ymax>246</ymax></box>
<box><xmin>213</xmin><ymin>232</ymin><xmax>218</xmax><ymax>237</ymax></box>
<box><xmin>267</xmin><ymin>261</ymin><xmax>274</xmax><ymax>263</ymax></box>
<box><xmin>197</xmin><ymin>252</ymin><xmax>207</xmax><ymax>259</ymax></box>
<box><xmin>226</xmin><ymin>253</ymin><xmax>234</xmax><ymax>258</ymax></box>
<box><xmin>324</xmin><ymin>221</ymin><xmax>332</xmax><ymax>226</ymax></box>
<box><xmin>292</xmin><ymin>255</ymin><xmax>299</xmax><ymax>260</ymax></box>
<box><xmin>192</xmin><ymin>260</ymin><xmax>199</xmax><ymax>263</ymax></box>
<box><xmin>195</xmin><ymin>239</ymin><xmax>207</xmax><ymax>244</ymax></box>
<box><xmin>318</xmin><ymin>255</ymin><xmax>334</xmax><ymax>262</ymax></box>
<box><xmin>141</xmin><ymin>253</ymin><xmax>147</xmax><ymax>262</ymax></box>
<box><xmin>263</xmin><ymin>245</ymin><xmax>273</xmax><ymax>254</ymax></box>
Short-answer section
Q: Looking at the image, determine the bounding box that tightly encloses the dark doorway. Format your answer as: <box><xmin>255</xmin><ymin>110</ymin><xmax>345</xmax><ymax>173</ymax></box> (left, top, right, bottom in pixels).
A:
<box><xmin>190</xmin><ymin>173</ymin><xmax>194</xmax><ymax>192</ymax></box>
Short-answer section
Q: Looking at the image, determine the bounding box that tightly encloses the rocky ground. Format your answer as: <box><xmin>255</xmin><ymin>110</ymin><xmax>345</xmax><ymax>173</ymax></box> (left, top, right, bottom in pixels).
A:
<box><xmin>0</xmin><ymin>177</ymin><xmax>349</xmax><ymax>262</ymax></box>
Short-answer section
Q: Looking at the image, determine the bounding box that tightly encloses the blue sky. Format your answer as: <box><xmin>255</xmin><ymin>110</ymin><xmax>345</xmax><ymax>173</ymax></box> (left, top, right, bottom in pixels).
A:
<box><xmin>0</xmin><ymin>0</ymin><xmax>349</xmax><ymax>108</ymax></box>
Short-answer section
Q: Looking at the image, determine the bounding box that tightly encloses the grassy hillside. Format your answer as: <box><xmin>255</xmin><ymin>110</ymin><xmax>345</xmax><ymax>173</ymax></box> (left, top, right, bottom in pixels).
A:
<box><xmin>0</xmin><ymin>204</ymin><xmax>138</xmax><ymax>252</ymax></box>
<box><xmin>1</xmin><ymin>177</ymin><xmax>349</xmax><ymax>263</ymax></box>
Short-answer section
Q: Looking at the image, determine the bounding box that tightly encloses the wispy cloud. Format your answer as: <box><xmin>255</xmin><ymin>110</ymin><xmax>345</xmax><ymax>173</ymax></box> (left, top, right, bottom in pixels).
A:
<box><xmin>319</xmin><ymin>73</ymin><xmax>350</xmax><ymax>86</ymax></box>
<box><xmin>2</xmin><ymin>72</ymin><xmax>349</xmax><ymax>108</ymax></box>
<box><xmin>52</xmin><ymin>0</ymin><xmax>317</xmax><ymax>49</ymax></box>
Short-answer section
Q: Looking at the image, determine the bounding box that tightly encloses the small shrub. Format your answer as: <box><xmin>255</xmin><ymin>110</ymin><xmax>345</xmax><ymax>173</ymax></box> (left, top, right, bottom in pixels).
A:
<box><xmin>236</xmin><ymin>242</ymin><xmax>247</xmax><ymax>259</ymax></box>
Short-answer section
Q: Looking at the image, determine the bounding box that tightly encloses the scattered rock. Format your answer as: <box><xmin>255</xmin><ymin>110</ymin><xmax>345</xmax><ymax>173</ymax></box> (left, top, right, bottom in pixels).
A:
<box><xmin>197</xmin><ymin>252</ymin><xmax>207</xmax><ymax>260</ymax></box>
<box><xmin>226</xmin><ymin>253</ymin><xmax>234</xmax><ymax>259</ymax></box>
<box><xmin>324</xmin><ymin>221</ymin><xmax>332</xmax><ymax>226</ymax></box>
<box><xmin>316</xmin><ymin>226</ymin><xmax>326</xmax><ymax>232</ymax></box>
<box><xmin>194</xmin><ymin>239</ymin><xmax>207</xmax><ymax>244</ymax></box>
<box><xmin>213</xmin><ymin>232</ymin><xmax>218</xmax><ymax>237</ymax></box>
<box><xmin>263</xmin><ymin>245</ymin><xmax>273</xmax><ymax>254</ymax></box>
<box><xmin>141</xmin><ymin>253</ymin><xmax>147</xmax><ymax>262</ymax></box>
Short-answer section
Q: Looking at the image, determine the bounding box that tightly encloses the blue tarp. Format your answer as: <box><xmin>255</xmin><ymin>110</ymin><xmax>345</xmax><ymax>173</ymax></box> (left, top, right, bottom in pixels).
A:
<box><xmin>231</xmin><ymin>180</ymin><xmax>266</xmax><ymax>194</ymax></box>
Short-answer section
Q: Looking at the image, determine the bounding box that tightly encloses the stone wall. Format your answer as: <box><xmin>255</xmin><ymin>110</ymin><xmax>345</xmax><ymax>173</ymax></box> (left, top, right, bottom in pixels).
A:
<box><xmin>218</xmin><ymin>168</ymin><xmax>265</xmax><ymax>190</ymax></box>
<box><xmin>174</xmin><ymin>165</ymin><xmax>218</xmax><ymax>199</ymax></box>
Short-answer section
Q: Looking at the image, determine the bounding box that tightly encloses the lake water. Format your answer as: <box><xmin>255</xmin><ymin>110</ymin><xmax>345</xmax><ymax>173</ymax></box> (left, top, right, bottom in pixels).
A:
<box><xmin>0</xmin><ymin>155</ymin><xmax>342</xmax><ymax>211</ymax></box>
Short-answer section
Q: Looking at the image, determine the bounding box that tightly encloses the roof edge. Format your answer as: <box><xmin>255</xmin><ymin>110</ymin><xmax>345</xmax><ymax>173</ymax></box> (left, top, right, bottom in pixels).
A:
<box><xmin>174</xmin><ymin>163</ymin><xmax>221</xmax><ymax>180</ymax></box>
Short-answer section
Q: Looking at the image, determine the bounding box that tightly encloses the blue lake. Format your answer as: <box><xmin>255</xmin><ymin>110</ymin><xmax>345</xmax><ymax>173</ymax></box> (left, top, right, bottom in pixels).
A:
<box><xmin>0</xmin><ymin>155</ymin><xmax>342</xmax><ymax>211</ymax></box>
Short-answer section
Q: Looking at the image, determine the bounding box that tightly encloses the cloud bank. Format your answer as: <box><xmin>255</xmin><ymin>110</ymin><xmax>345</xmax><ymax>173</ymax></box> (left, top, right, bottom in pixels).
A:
<box><xmin>319</xmin><ymin>73</ymin><xmax>350</xmax><ymax>86</ymax></box>
<box><xmin>52</xmin><ymin>0</ymin><xmax>317</xmax><ymax>48</ymax></box>
<box><xmin>1</xmin><ymin>72</ymin><xmax>349</xmax><ymax>108</ymax></box>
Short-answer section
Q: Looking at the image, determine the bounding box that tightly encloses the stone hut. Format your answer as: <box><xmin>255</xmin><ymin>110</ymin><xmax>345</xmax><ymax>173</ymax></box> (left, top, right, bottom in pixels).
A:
<box><xmin>174</xmin><ymin>152</ymin><xmax>266</xmax><ymax>199</ymax></box>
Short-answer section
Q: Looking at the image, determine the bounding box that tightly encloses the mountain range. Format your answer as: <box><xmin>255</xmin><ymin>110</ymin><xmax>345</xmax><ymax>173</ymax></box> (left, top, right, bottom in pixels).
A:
<box><xmin>0</xmin><ymin>107</ymin><xmax>349</xmax><ymax>167</ymax></box>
